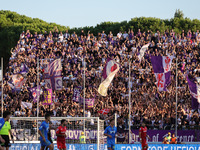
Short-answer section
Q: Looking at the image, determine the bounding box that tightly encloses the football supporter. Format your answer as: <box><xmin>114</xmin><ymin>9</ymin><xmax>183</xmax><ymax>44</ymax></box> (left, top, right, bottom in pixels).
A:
<box><xmin>162</xmin><ymin>137</ymin><xmax>169</xmax><ymax>144</ymax></box>
<box><xmin>170</xmin><ymin>133</ymin><xmax>177</xmax><ymax>144</ymax></box>
<box><xmin>1</xmin><ymin>28</ymin><xmax>200</xmax><ymax>144</ymax></box>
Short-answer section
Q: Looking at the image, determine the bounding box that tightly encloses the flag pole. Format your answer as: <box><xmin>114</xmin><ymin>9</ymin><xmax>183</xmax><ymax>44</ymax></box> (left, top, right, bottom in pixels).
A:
<box><xmin>128</xmin><ymin>57</ymin><xmax>131</xmax><ymax>144</ymax></box>
<box><xmin>36</xmin><ymin>57</ymin><xmax>39</xmax><ymax>140</ymax></box>
<box><xmin>83</xmin><ymin>57</ymin><xmax>86</xmax><ymax>134</ymax></box>
<box><xmin>175</xmin><ymin>57</ymin><xmax>178</xmax><ymax>137</ymax></box>
<box><xmin>1</xmin><ymin>57</ymin><xmax>3</xmax><ymax>117</ymax></box>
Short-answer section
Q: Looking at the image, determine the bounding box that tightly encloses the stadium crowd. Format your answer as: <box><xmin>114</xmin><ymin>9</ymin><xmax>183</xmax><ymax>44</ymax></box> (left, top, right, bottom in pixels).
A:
<box><xmin>1</xmin><ymin>27</ymin><xmax>200</xmax><ymax>130</ymax></box>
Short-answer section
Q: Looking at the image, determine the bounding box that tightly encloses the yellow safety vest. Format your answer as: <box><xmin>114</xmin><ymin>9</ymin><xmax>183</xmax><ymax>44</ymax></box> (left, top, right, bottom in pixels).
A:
<box><xmin>79</xmin><ymin>135</ymin><xmax>86</xmax><ymax>144</ymax></box>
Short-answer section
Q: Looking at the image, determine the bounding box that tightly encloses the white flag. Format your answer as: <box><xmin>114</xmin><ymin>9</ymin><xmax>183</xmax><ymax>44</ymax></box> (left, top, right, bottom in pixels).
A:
<box><xmin>21</xmin><ymin>102</ymin><xmax>32</xmax><ymax>109</ymax></box>
<box><xmin>98</xmin><ymin>58</ymin><xmax>120</xmax><ymax>96</ymax></box>
<box><xmin>138</xmin><ymin>44</ymin><xmax>149</xmax><ymax>61</ymax></box>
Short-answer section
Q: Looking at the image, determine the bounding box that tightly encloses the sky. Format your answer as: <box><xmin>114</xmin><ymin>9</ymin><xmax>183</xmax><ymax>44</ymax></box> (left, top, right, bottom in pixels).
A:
<box><xmin>0</xmin><ymin>0</ymin><xmax>200</xmax><ymax>28</ymax></box>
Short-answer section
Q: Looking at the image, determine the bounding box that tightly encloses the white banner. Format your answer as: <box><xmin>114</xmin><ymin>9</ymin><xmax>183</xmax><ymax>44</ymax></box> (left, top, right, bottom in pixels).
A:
<box><xmin>21</xmin><ymin>101</ymin><xmax>32</xmax><ymax>109</ymax></box>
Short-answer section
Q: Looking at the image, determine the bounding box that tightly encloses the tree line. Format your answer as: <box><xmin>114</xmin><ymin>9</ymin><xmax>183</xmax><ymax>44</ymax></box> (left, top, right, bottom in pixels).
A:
<box><xmin>0</xmin><ymin>9</ymin><xmax>200</xmax><ymax>70</ymax></box>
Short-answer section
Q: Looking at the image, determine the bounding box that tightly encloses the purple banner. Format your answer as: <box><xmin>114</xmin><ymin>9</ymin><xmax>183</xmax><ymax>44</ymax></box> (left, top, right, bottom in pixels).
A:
<box><xmin>50</xmin><ymin>129</ymin><xmax>198</xmax><ymax>142</ymax></box>
<box><xmin>72</xmin><ymin>86</ymin><xmax>81</xmax><ymax>102</ymax></box>
<box><xmin>44</xmin><ymin>59</ymin><xmax>62</xmax><ymax>91</ymax></box>
<box><xmin>131</xmin><ymin>130</ymin><xmax>197</xmax><ymax>143</ymax></box>
<box><xmin>151</xmin><ymin>56</ymin><xmax>173</xmax><ymax>91</ymax></box>
<box><xmin>20</xmin><ymin>63</ymin><xmax>29</xmax><ymax>75</ymax></box>
<box><xmin>187</xmin><ymin>75</ymin><xmax>200</xmax><ymax>109</ymax></box>
<box><xmin>29</xmin><ymin>86</ymin><xmax>41</xmax><ymax>102</ymax></box>
<box><xmin>86</xmin><ymin>98</ymin><xmax>95</xmax><ymax>108</ymax></box>
<box><xmin>43</xmin><ymin>89</ymin><xmax>52</xmax><ymax>105</ymax></box>
<box><xmin>80</xmin><ymin>98</ymin><xmax>95</xmax><ymax>108</ymax></box>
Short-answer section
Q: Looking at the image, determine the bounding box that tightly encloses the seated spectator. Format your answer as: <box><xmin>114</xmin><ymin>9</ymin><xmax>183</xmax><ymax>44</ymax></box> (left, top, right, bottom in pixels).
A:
<box><xmin>162</xmin><ymin>137</ymin><xmax>169</xmax><ymax>144</ymax></box>
<box><xmin>170</xmin><ymin>133</ymin><xmax>177</xmax><ymax>144</ymax></box>
<box><xmin>166</xmin><ymin>132</ymin><xmax>171</xmax><ymax>143</ymax></box>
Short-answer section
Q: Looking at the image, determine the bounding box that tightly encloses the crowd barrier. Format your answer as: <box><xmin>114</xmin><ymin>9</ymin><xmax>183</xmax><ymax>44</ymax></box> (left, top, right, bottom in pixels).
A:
<box><xmin>9</xmin><ymin>143</ymin><xmax>200</xmax><ymax>150</ymax></box>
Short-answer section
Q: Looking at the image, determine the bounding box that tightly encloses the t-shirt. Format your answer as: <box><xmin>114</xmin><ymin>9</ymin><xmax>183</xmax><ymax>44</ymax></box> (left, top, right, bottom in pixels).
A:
<box><xmin>139</xmin><ymin>126</ymin><xmax>147</xmax><ymax>141</ymax></box>
<box><xmin>56</xmin><ymin>125</ymin><xmax>67</xmax><ymax>142</ymax></box>
<box><xmin>0</xmin><ymin>121</ymin><xmax>11</xmax><ymax>135</ymax></box>
<box><xmin>170</xmin><ymin>137</ymin><xmax>177</xmax><ymax>144</ymax></box>
<box><xmin>39</xmin><ymin>121</ymin><xmax>49</xmax><ymax>140</ymax></box>
<box><xmin>0</xmin><ymin>118</ymin><xmax>5</xmax><ymax>131</ymax></box>
<box><xmin>104</xmin><ymin>126</ymin><xmax>117</xmax><ymax>142</ymax></box>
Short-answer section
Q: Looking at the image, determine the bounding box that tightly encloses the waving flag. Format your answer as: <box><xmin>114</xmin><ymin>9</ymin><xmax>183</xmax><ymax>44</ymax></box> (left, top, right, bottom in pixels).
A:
<box><xmin>138</xmin><ymin>44</ymin><xmax>149</xmax><ymax>61</ymax></box>
<box><xmin>98</xmin><ymin>58</ymin><xmax>119</xmax><ymax>96</ymax></box>
<box><xmin>21</xmin><ymin>102</ymin><xmax>32</xmax><ymax>109</ymax></box>
<box><xmin>11</xmin><ymin>74</ymin><xmax>26</xmax><ymax>91</ymax></box>
<box><xmin>44</xmin><ymin>59</ymin><xmax>62</xmax><ymax>91</ymax></box>
<box><xmin>30</xmin><ymin>86</ymin><xmax>41</xmax><ymax>102</ymax></box>
<box><xmin>187</xmin><ymin>75</ymin><xmax>200</xmax><ymax>109</ymax></box>
<box><xmin>79</xmin><ymin>98</ymin><xmax>95</xmax><ymax>108</ymax></box>
<box><xmin>20</xmin><ymin>63</ymin><xmax>29</xmax><ymax>75</ymax></box>
<box><xmin>151</xmin><ymin>56</ymin><xmax>174</xmax><ymax>91</ymax></box>
<box><xmin>98</xmin><ymin>109</ymin><xmax>110</xmax><ymax>115</ymax></box>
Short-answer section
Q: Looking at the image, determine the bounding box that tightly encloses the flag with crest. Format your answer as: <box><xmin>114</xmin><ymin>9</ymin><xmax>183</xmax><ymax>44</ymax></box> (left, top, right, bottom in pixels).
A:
<box><xmin>186</xmin><ymin>75</ymin><xmax>200</xmax><ymax>109</ymax></box>
<box><xmin>30</xmin><ymin>86</ymin><xmax>41</xmax><ymax>102</ymax></box>
<box><xmin>43</xmin><ymin>59</ymin><xmax>62</xmax><ymax>91</ymax></box>
<box><xmin>151</xmin><ymin>56</ymin><xmax>174</xmax><ymax>91</ymax></box>
<box><xmin>98</xmin><ymin>58</ymin><xmax>120</xmax><ymax>96</ymax></box>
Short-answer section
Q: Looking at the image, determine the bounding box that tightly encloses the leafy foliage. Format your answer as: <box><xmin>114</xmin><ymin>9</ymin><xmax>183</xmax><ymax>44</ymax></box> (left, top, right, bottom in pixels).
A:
<box><xmin>0</xmin><ymin>10</ymin><xmax>69</xmax><ymax>70</ymax></box>
<box><xmin>174</xmin><ymin>9</ymin><xmax>184</xmax><ymax>19</ymax></box>
<box><xmin>0</xmin><ymin>10</ymin><xmax>200</xmax><ymax>70</ymax></box>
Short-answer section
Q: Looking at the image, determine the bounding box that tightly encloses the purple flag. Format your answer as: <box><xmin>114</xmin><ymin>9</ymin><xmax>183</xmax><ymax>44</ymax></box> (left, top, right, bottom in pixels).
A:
<box><xmin>29</xmin><ymin>86</ymin><xmax>41</xmax><ymax>102</ymax></box>
<box><xmin>186</xmin><ymin>75</ymin><xmax>200</xmax><ymax>109</ymax></box>
<box><xmin>72</xmin><ymin>86</ymin><xmax>81</xmax><ymax>102</ymax></box>
<box><xmin>44</xmin><ymin>59</ymin><xmax>62</xmax><ymax>91</ymax></box>
<box><xmin>80</xmin><ymin>98</ymin><xmax>95</xmax><ymax>109</ymax></box>
<box><xmin>86</xmin><ymin>98</ymin><xmax>95</xmax><ymax>108</ymax></box>
<box><xmin>20</xmin><ymin>63</ymin><xmax>29</xmax><ymax>75</ymax></box>
<box><xmin>43</xmin><ymin>89</ymin><xmax>53</xmax><ymax>105</ymax></box>
<box><xmin>102</xmin><ymin>58</ymin><xmax>112</xmax><ymax>80</ymax></box>
<box><xmin>151</xmin><ymin>56</ymin><xmax>174</xmax><ymax>91</ymax></box>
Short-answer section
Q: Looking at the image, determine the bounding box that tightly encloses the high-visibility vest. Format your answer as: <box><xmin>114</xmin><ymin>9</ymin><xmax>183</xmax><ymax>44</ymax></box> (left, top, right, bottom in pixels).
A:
<box><xmin>79</xmin><ymin>135</ymin><xmax>86</xmax><ymax>144</ymax></box>
<box><xmin>166</xmin><ymin>136</ymin><xmax>171</xmax><ymax>142</ymax></box>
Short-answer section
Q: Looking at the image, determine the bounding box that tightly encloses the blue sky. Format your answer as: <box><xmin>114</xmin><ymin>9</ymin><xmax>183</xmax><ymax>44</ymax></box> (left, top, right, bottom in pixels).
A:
<box><xmin>1</xmin><ymin>0</ymin><xmax>200</xmax><ymax>28</ymax></box>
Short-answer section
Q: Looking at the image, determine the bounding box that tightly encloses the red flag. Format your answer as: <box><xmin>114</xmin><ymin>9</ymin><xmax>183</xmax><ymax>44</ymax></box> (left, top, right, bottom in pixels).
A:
<box><xmin>98</xmin><ymin>109</ymin><xmax>110</xmax><ymax>115</ymax></box>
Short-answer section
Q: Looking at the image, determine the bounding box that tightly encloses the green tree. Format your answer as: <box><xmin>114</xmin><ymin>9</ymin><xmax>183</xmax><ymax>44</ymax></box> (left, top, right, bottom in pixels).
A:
<box><xmin>1</xmin><ymin>10</ymin><xmax>200</xmax><ymax>71</ymax></box>
<box><xmin>174</xmin><ymin>9</ymin><xmax>184</xmax><ymax>19</ymax></box>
